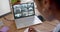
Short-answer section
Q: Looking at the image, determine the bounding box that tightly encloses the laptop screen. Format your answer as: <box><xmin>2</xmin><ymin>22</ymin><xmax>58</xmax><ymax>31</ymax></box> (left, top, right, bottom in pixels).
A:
<box><xmin>13</xmin><ymin>3</ymin><xmax>35</xmax><ymax>19</ymax></box>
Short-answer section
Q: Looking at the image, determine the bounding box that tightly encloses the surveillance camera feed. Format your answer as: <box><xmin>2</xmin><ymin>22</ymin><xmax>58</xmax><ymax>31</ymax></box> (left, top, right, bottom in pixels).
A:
<box><xmin>13</xmin><ymin>3</ymin><xmax>35</xmax><ymax>19</ymax></box>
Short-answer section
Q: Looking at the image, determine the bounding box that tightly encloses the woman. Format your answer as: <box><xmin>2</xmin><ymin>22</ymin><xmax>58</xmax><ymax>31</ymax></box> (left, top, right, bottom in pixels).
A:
<box><xmin>24</xmin><ymin>0</ymin><xmax>60</xmax><ymax>32</ymax></box>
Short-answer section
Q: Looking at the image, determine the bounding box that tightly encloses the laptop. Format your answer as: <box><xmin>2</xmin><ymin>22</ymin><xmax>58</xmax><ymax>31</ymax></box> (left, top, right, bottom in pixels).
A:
<box><xmin>13</xmin><ymin>2</ymin><xmax>42</xmax><ymax>29</ymax></box>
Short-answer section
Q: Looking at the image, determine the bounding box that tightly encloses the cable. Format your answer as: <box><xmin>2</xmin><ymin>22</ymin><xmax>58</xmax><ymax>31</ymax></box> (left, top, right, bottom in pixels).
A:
<box><xmin>4</xmin><ymin>17</ymin><xmax>14</xmax><ymax>21</ymax></box>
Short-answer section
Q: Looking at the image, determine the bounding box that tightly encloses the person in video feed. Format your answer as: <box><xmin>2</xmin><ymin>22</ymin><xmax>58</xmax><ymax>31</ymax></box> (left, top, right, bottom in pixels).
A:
<box><xmin>28</xmin><ymin>3</ymin><xmax>34</xmax><ymax>16</ymax></box>
<box><xmin>14</xmin><ymin>5</ymin><xmax>22</xmax><ymax>18</ymax></box>
<box><xmin>21</xmin><ymin>4</ymin><xmax>28</xmax><ymax>16</ymax></box>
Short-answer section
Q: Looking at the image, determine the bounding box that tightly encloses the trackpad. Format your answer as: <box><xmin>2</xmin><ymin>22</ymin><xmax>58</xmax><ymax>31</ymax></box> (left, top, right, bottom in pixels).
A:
<box><xmin>15</xmin><ymin>16</ymin><xmax>42</xmax><ymax>29</ymax></box>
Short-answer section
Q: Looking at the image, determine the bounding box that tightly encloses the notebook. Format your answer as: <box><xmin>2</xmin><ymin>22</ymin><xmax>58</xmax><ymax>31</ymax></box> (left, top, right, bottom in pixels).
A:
<box><xmin>0</xmin><ymin>0</ymin><xmax>11</xmax><ymax>16</ymax></box>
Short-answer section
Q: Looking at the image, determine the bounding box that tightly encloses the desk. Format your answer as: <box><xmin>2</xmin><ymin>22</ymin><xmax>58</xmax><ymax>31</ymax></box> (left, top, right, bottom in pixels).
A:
<box><xmin>0</xmin><ymin>13</ymin><xmax>59</xmax><ymax>32</ymax></box>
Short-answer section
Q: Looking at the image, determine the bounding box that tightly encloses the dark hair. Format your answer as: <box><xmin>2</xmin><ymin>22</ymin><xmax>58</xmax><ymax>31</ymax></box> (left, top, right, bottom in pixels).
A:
<box><xmin>17</xmin><ymin>0</ymin><xmax>20</xmax><ymax>2</ymax></box>
<box><xmin>50</xmin><ymin>0</ymin><xmax>60</xmax><ymax>10</ymax></box>
<box><xmin>55</xmin><ymin>0</ymin><xmax>60</xmax><ymax>10</ymax></box>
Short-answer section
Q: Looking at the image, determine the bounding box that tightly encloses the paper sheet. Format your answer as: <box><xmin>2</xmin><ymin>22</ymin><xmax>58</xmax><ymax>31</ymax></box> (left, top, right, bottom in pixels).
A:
<box><xmin>0</xmin><ymin>0</ymin><xmax>11</xmax><ymax>16</ymax></box>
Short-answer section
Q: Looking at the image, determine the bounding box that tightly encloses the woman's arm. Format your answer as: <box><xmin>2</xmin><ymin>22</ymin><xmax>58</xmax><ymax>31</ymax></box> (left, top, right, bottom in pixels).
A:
<box><xmin>53</xmin><ymin>24</ymin><xmax>60</xmax><ymax>32</ymax></box>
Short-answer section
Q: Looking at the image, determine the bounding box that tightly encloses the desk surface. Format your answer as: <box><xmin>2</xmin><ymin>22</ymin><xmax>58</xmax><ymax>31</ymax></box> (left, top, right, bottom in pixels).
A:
<box><xmin>0</xmin><ymin>13</ymin><xmax>59</xmax><ymax>32</ymax></box>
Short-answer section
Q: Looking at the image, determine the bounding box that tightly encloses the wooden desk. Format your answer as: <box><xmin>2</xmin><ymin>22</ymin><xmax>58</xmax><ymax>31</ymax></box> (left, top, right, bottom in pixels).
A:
<box><xmin>0</xmin><ymin>13</ymin><xmax>59</xmax><ymax>32</ymax></box>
